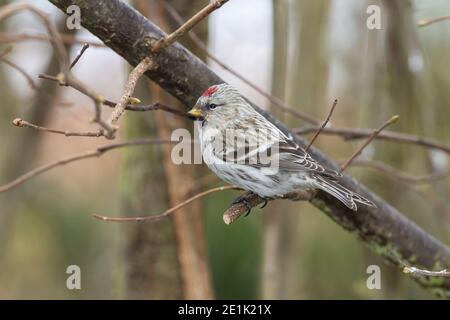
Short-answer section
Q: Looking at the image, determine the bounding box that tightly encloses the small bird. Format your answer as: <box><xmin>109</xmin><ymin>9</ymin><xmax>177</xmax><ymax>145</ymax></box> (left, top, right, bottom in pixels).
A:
<box><xmin>188</xmin><ymin>83</ymin><xmax>375</xmax><ymax>213</ymax></box>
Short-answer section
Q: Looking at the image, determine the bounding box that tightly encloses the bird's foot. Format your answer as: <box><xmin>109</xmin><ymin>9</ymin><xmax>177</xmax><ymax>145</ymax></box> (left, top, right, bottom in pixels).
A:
<box><xmin>231</xmin><ymin>191</ymin><xmax>255</xmax><ymax>217</ymax></box>
<box><xmin>259</xmin><ymin>198</ymin><xmax>270</xmax><ymax>209</ymax></box>
<box><xmin>231</xmin><ymin>193</ymin><xmax>272</xmax><ymax>216</ymax></box>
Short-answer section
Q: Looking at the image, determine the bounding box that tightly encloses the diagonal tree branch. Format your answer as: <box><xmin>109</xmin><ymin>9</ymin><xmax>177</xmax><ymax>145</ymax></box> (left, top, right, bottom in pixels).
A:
<box><xmin>48</xmin><ymin>0</ymin><xmax>450</xmax><ymax>297</ymax></box>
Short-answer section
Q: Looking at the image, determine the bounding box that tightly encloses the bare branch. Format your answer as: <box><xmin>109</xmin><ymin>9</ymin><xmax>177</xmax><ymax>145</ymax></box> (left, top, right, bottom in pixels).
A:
<box><xmin>94</xmin><ymin>185</ymin><xmax>241</xmax><ymax>222</ymax></box>
<box><xmin>417</xmin><ymin>15</ymin><xmax>450</xmax><ymax>27</ymax></box>
<box><xmin>70</xmin><ymin>43</ymin><xmax>89</xmax><ymax>69</ymax></box>
<box><xmin>294</xmin><ymin>126</ymin><xmax>450</xmax><ymax>154</ymax></box>
<box><xmin>0</xmin><ymin>31</ymin><xmax>105</xmax><ymax>47</ymax></box>
<box><xmin>104</xmin><ymin>99</ymin><xmax>190</xmax><ymax>118</ymax></box>
<box><xmin>38</xmin><ymin>73</ymin><xmax>191</xmax><ymax>119</ymax></box>
<box><xmin>0</xmin><ymin>138</ymin><xmax>175</xmax><ymax>194</ymax></box>
<box><xmin>12</xmin><ymin>118</ymin><xmax>104</xmax><ymax>137</ymax></box>
<box><xmin>152</xmin><ymin>0</ymin><xmax>229</xmax><ymax>53</ymax></box>
<box><xmin>305</xmin><ymin>99</ymin><xmax>338</xmax><ymax>152</ymax></box>
<box><xmin>0</xmin><ymin>3</ymin><xmax>119</xmax><ymax>136</ymax></box>
<box><xmin>347</xmin><ymin>159</ymin><xmax>449</xmax><ymax>185</ymax></box>
<box><xmin>342</xmin><ymin>159</ymin><xmax>450</xmax><ymax>216</ymax></box>
<box><xmin>63</xmin><ymin>74</ymin><xmax>114</xmax><ymax>135</ymax></box>
<box><xmin>340</xmin><ymin>115</ymin><xmax>399</xmax><ymax>173</ymax></box>
<box><xmin>106</xmin><ymin>57</ymin><xmax>154</xmax><ymax>136</ymax></box>
<box><xmin>38</xmin><ymin>72</ymin><xmax>115</xmax><ymax>135</ymax></box>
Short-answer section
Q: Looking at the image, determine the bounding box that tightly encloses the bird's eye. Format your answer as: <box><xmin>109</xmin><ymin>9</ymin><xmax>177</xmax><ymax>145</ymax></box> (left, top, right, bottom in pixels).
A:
<box><xmin>209</xmin><ymin>104</ymin><xmax>217</xmax><ymax>110</ymax></box>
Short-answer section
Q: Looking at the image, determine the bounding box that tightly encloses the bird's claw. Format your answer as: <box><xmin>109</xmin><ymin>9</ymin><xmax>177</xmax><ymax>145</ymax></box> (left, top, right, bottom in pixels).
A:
<box><xmin>243</xmin><ymin>200</ymin><xmax>253</xmax><ymax>217</ymax></box>
<box><xmin>259</xmin><ymin>198</ymin><xmax>269</xmax><ymax>209</ymax></box>
<box><xmin>232</xmin><ymin>192</ymin><xmax>254</xmax><ymax>217</ymax></box>
<box><xmin>232</xmin><ymin>198</ymin><xmax>253</xmax><ymax>217</ymax></box>
<box><xmin>231</xmin><ymin>193</ymin><xmax>271</xmax><ymax>217</ymax></box>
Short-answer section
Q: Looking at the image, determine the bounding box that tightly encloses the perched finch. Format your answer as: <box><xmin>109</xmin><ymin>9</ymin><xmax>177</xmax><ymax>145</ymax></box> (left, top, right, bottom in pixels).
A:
<box><xmin>188</xmin><ymin>83</ymin><xmax>375</xmax><ymax>212</ymax></box>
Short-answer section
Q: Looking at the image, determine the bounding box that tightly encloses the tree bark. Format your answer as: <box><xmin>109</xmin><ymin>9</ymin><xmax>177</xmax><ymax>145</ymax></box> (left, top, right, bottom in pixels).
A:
<box><xmin>48</xmin><ymin>0</ymin><xmax>450</xmax><ymax>297</ymax></box>
<box><xmin>126</xmin><ymin>0</ymin><xmax>214</xmax><ymax>299</ymax></box>
<box><xmin>121</xmin><ymin>50</ymin><xmax>181</xmax><ymax>298</ymax></box>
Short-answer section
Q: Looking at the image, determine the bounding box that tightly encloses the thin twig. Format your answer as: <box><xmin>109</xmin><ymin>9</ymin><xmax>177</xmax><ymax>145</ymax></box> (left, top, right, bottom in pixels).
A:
<box><xmin>38</xmin><ymin>72</ymin><xmax>113</xmax><ymax>135</ymax></box>
<box><xmin>37</xmin><ymin>73</ymin><xmax>191</xmax><ymax>118</ymax></box>
<box><xmin>305</xmin><ymin>99</ymin><xmax>338</xmax><ymax>152</ymax></box>
<box><xmin>0</xmin><ymin>3</ymin><xmax>117</xmax><ymax>136</ymax></box>
<box><xmin>159</xmin><ymin>0</ymin><xmax>319</xmax><ymax>125</ymax></box>
<box><xmin>103</xmin><ymin>99</ymin><xmax>190</xmax><ymax>118</ymax></box>
<box><xmin>403</xmin><ymin>266</ymin><xmax>450</xmax><ymax>277</ymax></box>
<box><xmin>152</xmin><ymin>0</ymin><xmax>229</xmax><ymax>53</ymax></box>
<box><xmin>0</xmin><ymin>138</ymin><xmax>176</xmax><ymax>194</ymax></box>
<box><xmin>108</xmin><ymin>57</ymin><xmax>153</xmax><ymax>138</ymax></box>
<box><xmin>12</xmin><ymin>118</ymin><xmax>104</xmax><ymax>137</ymax></box>
<box><xmin>0</xmin><ymin>56</ymin><xmax>38</xmax><ymax>90</ymax></box>
<box><xmin>106</xmin><ymin>57</ymin><xmax>154</xmax><ymax>134</ymax></box>
<box><xmin>63</xmin><ymin>74</ymin><xmax>113</xmax><ymax>136</ymax></box>
<box><xmin>347</xmin><ymin>159</ymin><xmax>449</xmax><ymax>184</ymax></box>
<box><xmin>38</xmin><ymin>73</ymin><xmax>66</xmax><ymax>85</ymax></box>
<box><xmin>70</xmin><ymin>43</ymin><xmax>89</xmax><ymax>69</ymax></box>
<box><xmin>417</xmin><ymin>15</ymin><xmax>450</xmax><ymax>27</ymax></box>
<box><xmin>94</xmin><ymin>185</ymin><xmax>241</xmax><ymax>222</ymax></box>
<box><xmin>0</xmin><ymin>31</ymin><xmax>105</xmax><ymax>47</ymax></box>
<box><xmin>340</xmin><ymin>115</ymin><xmax>399</xmax><ymax>173</ymax></box>
<box><xmin>342</xmin><ymin>159</ymin><xmax>450</xmax><ymax>216</ymax></box>
<box><xmin>294</xmin><ymin>125</ymin><xmax>450</xmax><ymax>154</ymax></box>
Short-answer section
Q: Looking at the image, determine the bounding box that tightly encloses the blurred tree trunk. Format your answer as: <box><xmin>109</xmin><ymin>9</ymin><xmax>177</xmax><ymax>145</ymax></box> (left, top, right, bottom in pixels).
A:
<box><xmin>123</xmin><ymin>0</ymin><xmax>214</xmax><ymax>299</ymax></box>
<box><xmin>357</xmin><ymin>0</ymin><xmax>439</xmax><ymax>299</ymax></box>
<box><xmin>288</xmin><ymin>0</ymin><xmax>330</xmax><ymax>115</ymax></box>
<box><xmin>262</xmin><ymin>0</ymin><xmax>292</xmax><ymax>300</ymax></box>
<box><xmin>262</xmin><ymin>0</ymin><xmax>330</xmax><ymax>299</ymax></box>
<box><xmin>382</xmin><ymin>0</ymin><xmax>433</xmax><ymax>299</ymax></box>
<box><xmin>120</xmin><ymin>0</ymin><xmax>182</xmax><ymax>300</ymax></box>
<box><xmin>156</xmin><ymin>0</ymin><xmax>213</xmax><ymax>299</ymax></box>
<box><xmin>270</xmin><ymin>0</ymin><xmax>289</xmax><ymax>122</ymax></box>
<box><xmin>121</xmin><ymin>91</ymin><xmax>181</xmax><ymax>298</ymax></box>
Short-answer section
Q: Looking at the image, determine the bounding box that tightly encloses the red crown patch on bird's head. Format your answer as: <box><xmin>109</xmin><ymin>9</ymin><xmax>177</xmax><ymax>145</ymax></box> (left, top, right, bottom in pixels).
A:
<box><xmin>202</xmin><ymin>85</ymin><xmax>219</xmax><ymax>97</ymax></box>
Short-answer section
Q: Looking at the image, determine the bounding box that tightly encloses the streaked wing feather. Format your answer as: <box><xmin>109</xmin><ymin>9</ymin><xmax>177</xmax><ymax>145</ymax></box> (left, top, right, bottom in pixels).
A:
<box><xmin>277</xmin><ymin>139</ymin><xmax>341</xmax><ymax>177</ymax></box>
<box><xmin>216</xmin><ymin>126</ymin><xmax>340</xmax><ymax>178</ymax></box>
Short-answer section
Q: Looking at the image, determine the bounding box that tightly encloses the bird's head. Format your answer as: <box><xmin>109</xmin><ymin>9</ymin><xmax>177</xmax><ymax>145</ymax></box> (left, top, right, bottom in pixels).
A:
<box><xmin>188</xmin><ymin>83</ymin><xmax>253</xmax><ymax>127</ymax></box>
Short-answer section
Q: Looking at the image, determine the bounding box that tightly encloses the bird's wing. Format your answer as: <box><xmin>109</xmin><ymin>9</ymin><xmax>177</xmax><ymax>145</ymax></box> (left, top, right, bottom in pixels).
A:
<box><xmin>274</xmin><ymin>138</ymin><xmax>341</xmax><ymax>177</ymax></box>
<box><xmin>217</xmin><ymin>116</ymin><xmax>340</xmax><ymax>178</ymax></box>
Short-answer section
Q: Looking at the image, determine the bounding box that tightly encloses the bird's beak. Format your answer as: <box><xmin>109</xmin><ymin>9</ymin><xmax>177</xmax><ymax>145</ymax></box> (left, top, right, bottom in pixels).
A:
<box><xmin>187</xmin><ymin>106</ymin><xmax>204</xmax><ymax>119</ymax></box>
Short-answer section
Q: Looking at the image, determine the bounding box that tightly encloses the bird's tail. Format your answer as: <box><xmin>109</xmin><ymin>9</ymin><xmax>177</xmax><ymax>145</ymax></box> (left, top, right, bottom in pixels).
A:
<box><xmin>312</xmin><ymin>174</ymin><xmax>376</xmax><ymax>211</ymax></box>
